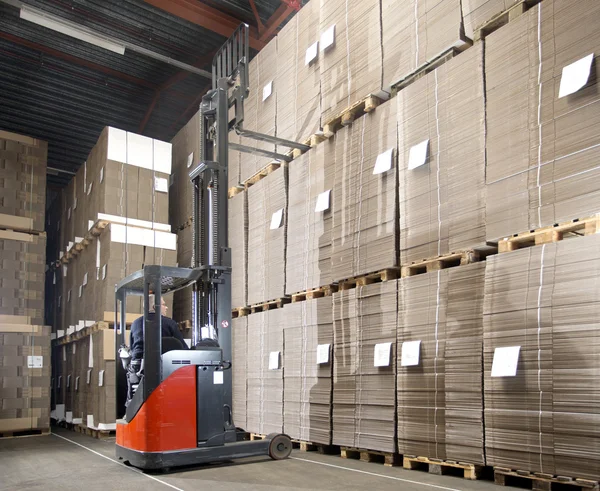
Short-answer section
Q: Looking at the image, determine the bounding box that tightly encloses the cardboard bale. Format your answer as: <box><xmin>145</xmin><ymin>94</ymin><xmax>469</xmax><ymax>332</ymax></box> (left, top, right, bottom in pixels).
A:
<box><xmin>398</xmin><ymin>45</ymin><xmax>486</xmax><ymax>264</ymax></box>
<box><xmin>0</xmin><ymin>129</ymin><xmax>47</xmax><ymax>233</ymax></box>
<box><xmin>462</xmin><ymin>0</ymin><xmax>519</xmax><ymax>39</ymax></box>
<box><xmin>229</xmin><ymin>191</ymin><xmax>247</xmax><ymax>309</ymax></box>
<box><xmin>283</xmin><ymin>297</ymin><xmax>333</xmax><ymax>444</ymax></box>
<box><xmin>397</xmin><ymin>263</ymin><xmax>486</xmax><ymax>464</ymax></box>
<box><xmin>331</xmin><ymin>100</ymin><xmax>398</xmax><ymax>282</ymax></box>
<box><xmin>485</xmin><ymin>0</ymin><xmax>600</xmax><ymax>240</ymax></box>
<box><xmin>232</xmin><ymin>316</ymin><xmax>247</xmax><ymax>429</ymax></box>
<box><xmin>247</xmin><ymin>167</ymin><xmax>287</xmax><ymax>305</ymax></box>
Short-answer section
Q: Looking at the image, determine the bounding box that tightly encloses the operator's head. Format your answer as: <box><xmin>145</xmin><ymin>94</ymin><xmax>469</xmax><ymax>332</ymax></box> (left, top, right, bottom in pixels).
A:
<box><xmin>148</xmin><ymin>294</ymin><xmax>168</xmax><ymax>316</ymax></box>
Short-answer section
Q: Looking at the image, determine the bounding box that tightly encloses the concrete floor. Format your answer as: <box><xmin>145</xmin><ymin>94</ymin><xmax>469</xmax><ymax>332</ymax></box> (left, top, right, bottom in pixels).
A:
<box><xmin>0</xmin><ymin>428</ymin><xmax>521</xmax><ymax>491</ymax></box>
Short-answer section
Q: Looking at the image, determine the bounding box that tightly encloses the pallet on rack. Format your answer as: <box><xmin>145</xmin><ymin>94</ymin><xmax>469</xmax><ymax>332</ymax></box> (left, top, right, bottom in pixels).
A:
<box><xmin>401</xmin><ymin>250</ymin><xmax>487</xmax><ymax>277</ymax></box>
<box><xmin>56</xmin><ymin>321</ymin><xmax>109</xmax><ymax>345</ymax></box>
<box><xmin>249</xmin><ymin>297</ymin><xmax>291</xmax><ymax>313</ymax></box>
<box><xmin>75</xmin><ymin>424</ymin><xmax>115</xmax><ymax>440</ymax></box>
<box><xmin>323</xmin><ymin>95</ymin><xmax>384</xmax><ymax>138</ymax></box>
<box><xmin>291</xmin><ymin>440</ymin><xmax>339</xmax><ymax>455</ymax></box>
<box><xmin>290</xmin><ymin>285</ymin><xmax>338</xmax><ymax>303</ymax></box>
<box><xmin>289</xmin><ymin>133</ymin><xmax>327</xmax><ymax>160</ymax></box>
<box><xmin>494</xmin><ymin>467</ymin><xmax>599</xmax><ymax>491</ymax></box>
<box><xmin>231</xmin><ymin>307</ymin><xmax>250</xmax><ymax>319</ymax></box>
<box><xmin>0</xmin><ymin>428</ymin><xmax>50</xmax><ymax>439</ymax></box>
<box><xmin>473</xmin><ymin>0</ymin><xmax>542</xmax><ymax>41</ymax></box>
<box><xmin>244</xmin><ymin>162</ymin><xmax>282</xmax><ymax>191</ymax></box>
<box><xmin>403</xmin><ymin>456</ymin><xmax>484</xmax><ymax>480</ymax></box>
<box><xmin>341</xmin><ymin>447</ymin><xmax>400</xmax><ymax>467</ymax></box>
<box><xmin>337</xmin><ymin>268</ymin><xmax>400</xmax><ymax>291</ymax></box>
<box><xmin>60</xmin><ymin>219</ymin><xmax>110</xmax><ymax>265</ymax></box>
<box><xmin>0</xmin><ymin>213</ymin><xmax>39</xmax><ymax>234</ymax></box>
<box><xmin>228</xmin><ymin>186</ymin><xmax>245</xmax><ymax>199</ymax></box>
<box><xmin>498</xmin><ymin>215</ymin><xmax>600</xmax><ymax>253</ymax></box>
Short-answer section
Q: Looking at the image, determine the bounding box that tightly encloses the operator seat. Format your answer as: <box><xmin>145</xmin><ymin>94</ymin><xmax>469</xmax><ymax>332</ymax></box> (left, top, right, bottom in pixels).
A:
<box><xmin>161</xmin><ymin>337</ymin><xmax>186</xmax><ymax>354</ymax></box>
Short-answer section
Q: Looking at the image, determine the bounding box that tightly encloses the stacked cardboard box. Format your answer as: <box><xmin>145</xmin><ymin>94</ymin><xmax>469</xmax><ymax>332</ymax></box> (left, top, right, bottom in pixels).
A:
<box><xmin>398</xmin><ymin>45</ymin><xmax>486</xmax><ymax>264</ymax></box>
<box><xmin>0</xmin><ymin>130</ymin><xmax>47</xmax><ymax>233</ymax></box>
<box><xmin>229</xmin><ymin>192</ymin><xmax>247</xmax><ymax>309</ymax></box>
<box><xmin>397</xmin><ymin>263</ymin><xmax>486</xmax><ymax>464</ymax></box>
<box><xmin>331</xmin><ymin>100</ymin><xmax>398</xmax><ymax>282</ymax></box>
<box><xmin>461</xmin><ymin>0</ymin><xmax>519</xmax><ymax>40</ymax></box>
<box><xmin>245</xmin><ymin>309</ymin><xmax>284</xmax><ymax>435</ymax></box>
<box><xmin>318</xmin><ymin>0</ymin><xmax>383</xmax><ymax>124</ymax></box>
<box><xmin>172</xmin><ymin>226</ymin><xmax>193</xmax><ymax>324</ymax></box>
<box><xmin>286</xmin><ymin>140</ymin><xmax>335</xmax><ymax>295</ymax></box>
<box><xmin>483</xmin><ymin>235</ymin><xmax>600</xmax><ymax>480</ymax></box>
<box><xmin>283</xmin><ymin>297</ymin><xmax>333</xmax><ymax>444</ymax></box>
<box><xmin>333</xmin><ymin>281</ymin><xmax>397</xmax><ymax>452</ymax></box>
<box><xmin>232</xmin><ymin>316</ymin><xmax>247</xmax><ymax>429</ymax></box>
<box><xmin>485</xmin><ymin>0</ymin><xmax>600</xmax><ymax>240</ymax></box>
<box><xmin>0</xmin><ymin>323</ymin><xmax>50</xmax><ymax>433</ymax></box>
<box><xmin>247</xmin><ymin>167</ymin><xmax>287</xmax><ymax>305</ymax></box>
<box><xmin>381</xmin><ymin>0</ymin><xmax>469</xmax><ymax>89</ymax></box>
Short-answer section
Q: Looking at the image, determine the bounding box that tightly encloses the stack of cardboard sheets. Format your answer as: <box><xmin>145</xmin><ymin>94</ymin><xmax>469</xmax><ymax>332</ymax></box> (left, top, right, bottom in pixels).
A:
<box><xmin>397</xmin><ymin>263</ymin><xmax>486</xmax><ymax>464</ymax></box>
<box><xmin>397</xmin><ymin>45</ymin><xmax>486</xmax><ymax>264</ymax></box>
<box><xmin>283</xmin><ymin>297</ymin><xmax>333</xmax><ymax>444</ymax></box>
<box><xmin>232</xmin><ymin>317</ymin><xmax>247</xmax><ymax>429</ymax></box>
<box><xmin>485</xmin><ymin>0</ymin><xmax>600</xmax><ymax>240</ymax></box>
<box><xmin>229</xmin><ymin>192</ymin><xmax>247</xmax><ymax>309</ymax></box>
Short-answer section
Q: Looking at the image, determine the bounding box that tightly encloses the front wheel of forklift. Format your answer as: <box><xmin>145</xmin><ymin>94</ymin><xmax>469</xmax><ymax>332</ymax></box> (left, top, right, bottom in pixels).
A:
<box><xmin>267</xmin><ymin>434</ymin><xmax>293</xmax><ymax>460</ymax></box>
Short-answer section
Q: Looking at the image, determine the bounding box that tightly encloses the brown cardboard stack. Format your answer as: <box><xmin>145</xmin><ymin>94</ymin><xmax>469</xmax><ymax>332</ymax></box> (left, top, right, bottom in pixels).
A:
<box><xmin>283</xmin><ymin>297</ymin><xmax>333</xmax><ymax>444</ymax></box>
<box><xmin>0</xmin><ymin>130</ymin><xmax>47</xmax><ymax>233</ymax></box>
<box><xmin>333</xmin><ymin>281</ymin><xmax>397</xmax><ymax>452</ymax></box>
<box><xmin>397</xmin><ymin>263</ymin><xmax>486</xmax><ymax>464</ymax></box>
<box><xmin>229</xmin><ymin>192</ymin><xmax>247</xmax><ymax>309</ymax></box>
<box><xmin>331</xmin><ymin>100</ymin><xmax>398</xmax><ymax>282</ymax></box>
<box><xmin>247</xmin><ymin>167</ymin><xmax>287</xmax><ymax>305</ymax></box>
<box><xmin>0</xmin><ymin>323</ymin><xmax>50</xmax><ymax>433</ymax></box>
<box><xmin>398</xmin><ymin>45</ymin><xmax>486</xmax><ymax>264</ymax></box>
<box><xmin>240</xmin><ymin>40</ymin><xmax>278</xmax><ymax>184</ymax></box>
<box><xmin>232</xmin><ymin>316</ymin><xmax>247</xmax><ymax>429</ymax></box>
<box><xmin>318</xmin><ymin>0</ymin><xmax>383</xmax><ymax>124</ymax></box>
<box><xmin>245</xmin><ymin>309</ymin><xmax>284</xmax><ymax>435</ymax></box>
<box><xmin>461</xmin><ymin>0</ymin><xmax>520</xmax><ymax>40</ymax></box>
<box><xmin>483</xmin><ymin>235</ymin><xmax>600</xmax><ymax>480</ymax></box>
<box><xmin>485</xmin><ymin>0</ymin><xmax>600</xmax><ymax>241</ymax></box>
<box><xmin>286</xmin><ymin>140</ymin><xmax>335</xmax><ymax>295</ymax></box>
<box><xmin>381</xmin><ymin>0</ymin><xmax>469</xmax><ymax>90</ymax></box>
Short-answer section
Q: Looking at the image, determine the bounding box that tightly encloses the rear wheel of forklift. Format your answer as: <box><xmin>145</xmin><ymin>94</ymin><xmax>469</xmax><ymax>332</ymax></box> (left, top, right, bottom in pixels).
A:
<box><xmin>267</xmin><ymin>434</ymin><xmax>292</xmax><ymax>460</ymax></box>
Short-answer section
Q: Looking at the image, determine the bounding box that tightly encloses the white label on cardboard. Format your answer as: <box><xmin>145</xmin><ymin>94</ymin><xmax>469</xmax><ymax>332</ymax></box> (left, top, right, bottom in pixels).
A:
<box><xmin>87</xmin><ymin>369</ymin><xmax>92</xmax><ymax>384</ymax></box>
<box><xmin>58</xmin><ymin>376</ymin><xmax>62</xmax><ymax>388</ymax></box>
<box><xmin>401</xmin><ymin>340</ymin><xmax>421</xmax><ymax>367</ymax></box>
<box><xmin>67</xmin><ymin>375</ymin><xmax>71</xmax><ymax>388</ymax></box>
<box><xmin>87</xmin><ymin>182</ymin><xmax>93</xmax><ymax>195</ymax></box>
<box><xmin>98</xmin><ymin>370</ymin><xmax>105</xmax><ymax>387</ymax></box>
<box><xmin>27</xmin><ymin>355</ymin><xmax>43</xmax><ymax>368</ymax></box>
<box><xmin>75</xmin><ymin>376</ymin><xmax>79</xmax><ymax>391</ymax></box>
<box><xmin>305</xmin><ymin>41</ymin><xmax>318</xmax><ymax>65</ymax></box>
<box><xmin>73</xmin><ymin>343</ymin><xmax>76</xmax><ymax>354</ymax></box>
<box><xmin>53</xmin><ymin>272</ymin><xmax>56</xmax><ymax>285</ymax></box>
<box><xmin>316</xmin><ymin>344</ymin><xmax>330</xmax><ymax>364</ymax></box>
<box><xmin>213</xmin><ymin>371</ymin><xmax>224</xmax><ymax>385</ymax></box>
<box><xmin>320</xmin><ymin>25</ymin><xmax>335</xmax><ymax>51</ymax></box>
<box><xmin>96</xmin><ymin>239</ymin><xmax>101</xmax><ymax>268</ymax></box>
<box><xmin>78</xmin><ymin>285</ymin><xmax>82</xmax><ymax>298</ymax></box>
<box><xmin>187</xmin><ymin>152</ymin><xmax>194</xmax><ymax>168</ymax></box>
<box><xmin>559</xmin><ymin>53</ymin><xmax>594</xmax><ymax>98</ymax></box>
<box><xmin>408</xmin><ymin>139</ymin><xmax>430</xmax><ymax>170</ymax></box>
<box><xmin>88</xmin><ymin>220</ymin><xmax>94</xmax><ymax>231</ymax></box>
<box><xmin>68</xmin><ymin>207</ymin><xmax>71</xmax><ymax>220</ymax></box>
<box><xmin>63</xmin><ymin>265</ymin><xmax>67</xmax><ymax>277</ymax></box>
<box><xmin>374</xmin><ymin>342</ymin><xmax>392</xmax><ymax>367</ymax></box>
<box><xmin>89</xmin><ymin>336</ymin><xmax>94</xmax><ymax>368</ymax></box>
<box><xmin>269</xmin><ymin>351</ymin><xmax>281</xmax><ymax>370</ymax></box>
<box><xmin>83</xmin><ymin>272</ymin><xmax>88</xmax><ymax>286</ymax></box>
<box><xmin>73</xmin><ymin>197</ymin><xmax>77</xmax><ymax>210</ymax></box>
<box><xmin>270</xmin><ymin>208</ymin><xmax>283</xmax><ymax>230</ymax></box>
<box><xmin>154</xmin><ymin>176</ymin><xmax>168</xmax><ymax>193</ymax></box>
<box><xmin>102</xmin><ymin>264</ymin><xmax>107</xmax><ymax>280</ymax></box>
<box><xmin>373</xmin><ymin>148</ymin><xmax>394</xmax><ymax>175</ymax></box>
<box><xmin>491</xmin><ymin>346</ymin><xmax>521</xmax><ymax>377</ymax></box>
<box><xmin>68</xmin><ymin>290</ymin><xmax>71</xmax><ymax>302</ymax></box>
<box><xmin>87</xmin><ymin>415</ymin><xmax>94</xmax><ymax>428</ymax></box>
<box><xmin>315</xmin><ymin>190</ymin><xmax>331</xmax><ymax>212</ymax></box>
<box><xmin>59</xmin><ymin>251</ymin><xmax>64</xmax><ymax>259</ymax></box>
<box><xmin>262</xmin><ymin>81</ymin><xmax>273</xmax><ymax>101</ymax></box>
<box><xmin>100</xmin><ymin>166</ymin><xmax>104</xmax><ymax>183</ymax></box>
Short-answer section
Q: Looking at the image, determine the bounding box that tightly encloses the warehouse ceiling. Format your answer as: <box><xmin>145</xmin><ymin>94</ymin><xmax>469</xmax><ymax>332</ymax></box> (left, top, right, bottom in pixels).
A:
<box><xmin>0</xmin><ymin>0</ymin><xmax>302</xmax><ymax>188</ymax></box>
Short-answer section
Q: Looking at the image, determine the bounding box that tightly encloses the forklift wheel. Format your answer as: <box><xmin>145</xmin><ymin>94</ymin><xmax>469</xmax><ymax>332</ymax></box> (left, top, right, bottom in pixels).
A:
<box><xmin>268</xmin><ymin>434</ymin><xmax>292</xmax><ymax>460</ymax></box>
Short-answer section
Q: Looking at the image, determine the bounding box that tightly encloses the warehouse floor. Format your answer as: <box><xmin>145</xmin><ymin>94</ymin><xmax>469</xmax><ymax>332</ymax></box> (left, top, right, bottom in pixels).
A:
<box><xmin>0</xmin><ymin>428</ymin><xmax>524</xmax><ymax>491</ymax></box>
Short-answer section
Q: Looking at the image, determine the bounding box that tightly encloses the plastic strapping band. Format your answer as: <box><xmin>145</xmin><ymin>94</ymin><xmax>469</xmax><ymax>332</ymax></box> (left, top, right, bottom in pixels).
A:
<box><xmin>355</xmin><ymin>117</ymin><xmax>367</xmax><ymax>274</ymax></box>
<box><xmin>301</xmin><ymin>302</ymin><xmax>307</xmax><ymax>440</ymax></box>
<box><xmin>303</xmin><ymin>153</ymin><xmax>311</xmax><ymax>291</ymax></box>
<box><xmin>434</xmin><ymin>69</ymin><xmax>442</xmax><ymax>256</ymax></box>
<box><xmin>537</xmin><ymin>243</ymin><xmax>546</xmax><ymax>473</ymax></box>
<box><xmin>345</xmin><ymin>0</ymin><xmax>352</xmax><ymax>109</ymax></box>
<box><xmin>434</xmin><ymin>270</ymin><xmax>441</xmax><ymax>458</ymax></box>
<box><xmin>414</xmin><ymin>0</ymin><xmax>419</xmax><ymax>69</ymax></box>
<box><xmin>536</xmin><ymin>3</ymin><xmax>543</xmax><ymax>228</ymax></box>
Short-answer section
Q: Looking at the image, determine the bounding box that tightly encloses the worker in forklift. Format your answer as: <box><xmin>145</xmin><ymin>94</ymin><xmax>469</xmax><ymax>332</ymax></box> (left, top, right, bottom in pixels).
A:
<box><xmin>125</xmin><ymin>295</ymin><xmax>187</xmax><ymax>406</ymax></box>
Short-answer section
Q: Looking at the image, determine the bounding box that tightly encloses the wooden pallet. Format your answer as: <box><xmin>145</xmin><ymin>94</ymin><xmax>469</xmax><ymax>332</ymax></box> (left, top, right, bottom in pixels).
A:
<box><xmin>75</xmin><ymin>424</ymin><xmax>115</xmax><ymax>440</ymax></box>
<box><xmin>338</xmin><ymin>268</ymin><xmax>400</xmax><ymax>291</ymax></box>
<box><xmin>0</xmin><ymin>428</ymin><xmax>50</xmax><ymax>439</ymax></box>
<box><xmin>323</xmin><ymin>95</ymin><xmax>383</xmax><ymax>138</ymax></box>
<box><xmin>250</xmin><ymin>297</ymin><xmax>291</xmax><ymax>313</ymax></box>
<box><xmin>292</xmin><ymin>440</ymin><xmax>339</xmax><ymax>455</ymax></box>
<box><xmin>291</xmin><ymin>285</ymin><xmax>338</xmax><ymax>303</ymax></box>
<box><xmin>250</xmin><ymin>433</ymin><xmax>266</xmax><ymax>441</ymax></box>
<box><xmin>178</xmin><ymin>320</ymin><xmax>192</xmax><ymax>331</ymax></box>
<box><xmin>231</xmin><ymin>307</ymin><xmax>250</xmax><ymax>319</ymax></box>
<box><xmin>341</xmin><ymin>447</ymin><xmax>400</xmax><ymax>467</ymax></box>
<box><xmin>290</xmin><ymin>133</ymin><xmax>328</xmax><ymax>160</ymax></box>
<box><xmin>56</xmin><ymin>321</ymin><xmax>110</xmax><ymax>345</ymax></box>
<box><xmin>403</xmin><ymin>456</ymin><xmax>483</xmax><ymax>480</ymax></box>
<box><xmin>494</xmin><ymin>467</ymin><xmax>599</xmax><ymax>491</ymax></box>
<box><xmin>0</xmin><ymin>213</ymin><xmax>40</xmax><ymax>234</ymax></box>
<box><xmin>228</xmin><ymin>186</ymin><xmax>245</xmax><ymax>199</ymax></box>
<box><xmin>176</xmin><ymin>216</ymin><xmax>193</xmax><ymax>231</ymax></box>
<box><xmin>498</xmin><ymin>215</ymin><xmax>600</xmax><ymax>253</ymax></box>
<box><xmin>401</xmin><ymin>250</ymin><xmax>485</xmax><ymax>277</ymax></box>
<box><xmin>60</xmin><ymin>219</ymin><xmax>110</xmax><ymax>265</ymax></box>
<box><xmin>473</xmin><ymin>0</ymin><xmax>542</xmax><ymax>41</ymax></box>
<box><xmin>244</xmin><ymin>162</ymin><xmax>282</xmax><ymax>190</ymax></box>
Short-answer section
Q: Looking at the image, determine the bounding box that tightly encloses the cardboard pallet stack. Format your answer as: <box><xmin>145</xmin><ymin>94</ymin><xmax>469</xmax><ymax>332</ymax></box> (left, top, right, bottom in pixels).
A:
<box><xmin>483</xmin><ymin>235</ymin><xmax>600</xmax><ymax>480</ymax></box>
<box><xmin>397</xmin><ymin>263</ymin><xmax>486</xmax><ymax>464</ymax></box>
<box><xmin>232</xmin><ymin>317</ymin><xmax>247</xmax><ymax>429</ymax></box>
<box><xmin>485</xmin><ymin>0</ymin><xmax>600</xmax><ymax>240</ymax></box>
<box><xmin>283</xmin><ymin>297</ymin><xmax>333</xmax><ymax>444</ymax></box>
<box><xmin>0</xmin><ymin>129</ymin><xmax>50</xmax><ymax>434</ymax></box>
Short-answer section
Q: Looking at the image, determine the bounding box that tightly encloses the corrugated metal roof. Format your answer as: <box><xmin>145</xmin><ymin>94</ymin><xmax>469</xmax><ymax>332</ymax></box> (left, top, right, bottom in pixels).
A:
<box><xmin>0</xmin><ymin>0</ymin><xmax>296</xmax><ymax>188</ymax></box>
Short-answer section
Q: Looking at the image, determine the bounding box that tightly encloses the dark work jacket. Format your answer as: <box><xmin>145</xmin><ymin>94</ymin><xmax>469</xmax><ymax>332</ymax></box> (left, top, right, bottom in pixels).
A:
<box><xmin>130</xmin><ymin>313</ymin><xmax>187</xmax><ymax>360</ymax></box>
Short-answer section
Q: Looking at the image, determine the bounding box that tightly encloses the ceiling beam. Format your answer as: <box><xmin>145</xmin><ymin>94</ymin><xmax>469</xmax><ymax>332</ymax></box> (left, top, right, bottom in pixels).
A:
<box><xmin>248</xmin><ymin>0</ymin><xmax>264</xmax><ymax>34</ymax></box>
<box><xmin>259</xmin><ymin>3</ymin><xmax>294</xmax><ymax>42</ymax></box>
<box><xmin>142</xmin><ymin>0</ymin><xmax>266</xmax><ymax>50</ymax></box>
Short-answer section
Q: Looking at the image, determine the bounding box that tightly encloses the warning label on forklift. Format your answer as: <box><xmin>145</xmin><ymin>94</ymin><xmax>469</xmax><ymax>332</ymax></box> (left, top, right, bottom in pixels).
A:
<box><xmin>221</xmin><ymin>320</ymin><xmax>229</xmax><ymax>329</ymax></box>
